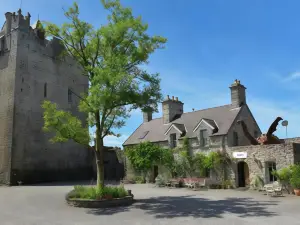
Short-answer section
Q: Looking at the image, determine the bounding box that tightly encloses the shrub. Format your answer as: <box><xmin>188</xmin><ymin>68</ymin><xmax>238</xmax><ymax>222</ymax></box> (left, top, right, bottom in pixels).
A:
<box><xmin>209</xmin><ymin>184</ymin><xmax>222</xmax><ymax>189</ymax></box>
<box><xmin>67</xmin><ymin>185</ymin><xmax>129</xmax><ymax>200</ymax></box>
<box><xmin>250</xmin><ymin>175</ymin><xmax>264</xmax><ymax>190</ymax></box>
<box><xmin>290</xmin><ymin>164</ymin><xmax>300</xmax><ymax>189</ymax></box>
<box><xmin>221</xmin><ymin>180</ymin><xmax>232</xmax><ymax>189</ymax></box>
<box><xmin>135</xmin><ymin>176</ymin><xmax>145</xmax><ymax>184</ymax></box>
<box><xmin>272</xmin><ymin>167</ymin><xmax>292</xmax><ymax>183</ymax></box>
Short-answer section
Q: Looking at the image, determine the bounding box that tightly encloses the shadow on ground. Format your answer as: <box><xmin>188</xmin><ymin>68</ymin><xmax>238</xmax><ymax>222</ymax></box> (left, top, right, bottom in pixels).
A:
<box><xmin>87</xmin><ymin>195</ymin><xmax>279</xmax><ymax>219</ymax></box>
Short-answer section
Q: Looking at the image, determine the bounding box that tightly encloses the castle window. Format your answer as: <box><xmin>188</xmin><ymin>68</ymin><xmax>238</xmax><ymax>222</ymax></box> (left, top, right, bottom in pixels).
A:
<box><xmin>1</xmin><ymin>38</ymin><xmax>4</xmax><ymax>52</ymax></box>
<box><xmin>68</xmin><ymin>88</ymin><xmax>72</xmax><ymax>103</ymax></box>
<box><xmin>170</xmin><ymin>133</ymin><xmax>177</xmax><ymax>148</ymax></box>
<box><xmin>200</xmin><ymin>129</ymin><xmax>208</xmax><ymax>147</ymax></box>
<box><xmin>233</xmin><ymin>131</ymin><xmax>239</xmax><ymax>146</ymax></box>
<box><xmin>44</xmin><ymin>83</ymin><xmax>47</xmax><ymax>98</ymax></box>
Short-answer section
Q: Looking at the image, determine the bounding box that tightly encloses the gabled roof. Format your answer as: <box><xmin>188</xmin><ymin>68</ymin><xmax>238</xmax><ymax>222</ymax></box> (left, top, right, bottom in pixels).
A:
<box><xmin>164</xmin><ymin>123</ymin><xmax>186</xmax><ymax>135</ymax></box>
<box><xmin>123</xmin><ymin>104</ymin><xmax>242</xmax><ymax>146</ymax></box>
<box><xmin>193</xmin><ymin>118</ymin><xmax>218</xmax><ymax>132</ymax></box>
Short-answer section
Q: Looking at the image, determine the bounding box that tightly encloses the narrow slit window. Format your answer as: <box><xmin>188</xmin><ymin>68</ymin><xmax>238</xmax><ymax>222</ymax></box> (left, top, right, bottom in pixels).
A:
<box><xmin>44</xmin><ymin>83</ymin><xmax>47</xmax><ymax>98</ymax></box>
<box><xmin>68</xmin><ymin>88</ymin><xmax>72</xmax><ymax>103</ymax></box>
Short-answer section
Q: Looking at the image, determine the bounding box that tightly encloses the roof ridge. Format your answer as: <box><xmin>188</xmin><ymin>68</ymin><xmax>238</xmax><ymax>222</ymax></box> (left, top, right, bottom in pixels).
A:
<box><xmin>144</xmin><ymin>104</ymin><xmax>232</xmax><ymax>121</ymax></box>
<box><xmin>184</xmin><ymin>104</ymin><xmax>231</xmax><ymax>114</ymax></box>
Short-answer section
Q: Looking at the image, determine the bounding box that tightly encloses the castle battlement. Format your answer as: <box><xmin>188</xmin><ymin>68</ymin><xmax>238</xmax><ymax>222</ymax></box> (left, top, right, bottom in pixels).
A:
<box><xmin>0</xmin><ymin>10</ymin><xmax>79</xmax><ymax>66</ymax></box>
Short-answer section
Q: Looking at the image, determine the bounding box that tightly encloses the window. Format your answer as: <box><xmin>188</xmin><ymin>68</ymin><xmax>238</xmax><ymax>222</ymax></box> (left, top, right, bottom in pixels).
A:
<box><xmin>68</xmin><ymin>88</ymin><xmax>72</xmax><ymax>103</ymax></box>
<box><xmin>254</xmin><ymin>130</ymin><xmax>259</xmax><ymax>138</ymax></box>
<box><xmin>170</xmin><ymin>133</ymin><xmax>177</xmax><ymax>148</ymax></box>
<box><xmin>267</xmin><ymin>162</ymin><xmax>277</xmax><ymax>183</ymax></box>
<box><xmin>200</xmin><ymin>129</ymin><xmax>208</xmax><ymax>147</ymax></box>
<box><xmin>233</xmin><ymin>131</ymin><xmax>239</xmax><ymax>146</ymax></box>
<box><xmin>44</xmin><ymin>83</ymin><xmax>47</xmax><ymax>98</ymax></box>
<box><xmin>1</xmin><ymin>38</ymin><xmax>4</xmax><ymax>52</ymax></box>
<box><xmin>139</xmin><ymin>131</ymin><xmax>149</xmax><ymax>139</ymax></box>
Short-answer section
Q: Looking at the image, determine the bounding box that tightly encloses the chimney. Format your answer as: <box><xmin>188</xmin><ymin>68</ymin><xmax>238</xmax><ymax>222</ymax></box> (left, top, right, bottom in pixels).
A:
<box><xmin>4</xmin><ymin>12</ymin><xmax>12</xmax><ymax>34</ymax></box>
<box><xmin>162</xmin><ymin>95</ymin><xmax>184</xmax><ymax>124</ymax></box>
<box><xmin>230</xmin><ymin>79</ymin><xmax>246</xmax><ymax>108</ymax></box>
<box><xmin>143</xmin><ymin>111</ymin><xmax>152</xmax><ymax>123</ymax></box>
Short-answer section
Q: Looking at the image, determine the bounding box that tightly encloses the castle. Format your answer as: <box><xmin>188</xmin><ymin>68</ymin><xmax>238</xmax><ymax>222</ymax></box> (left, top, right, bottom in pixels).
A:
<box><xmin>0</xmin><ymin>10</ymin><xmax>92</xmax><ymax>185</ymax></box>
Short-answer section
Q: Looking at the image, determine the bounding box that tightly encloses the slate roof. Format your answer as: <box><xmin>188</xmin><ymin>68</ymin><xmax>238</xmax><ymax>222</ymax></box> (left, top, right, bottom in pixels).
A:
<box><xmin>123</xmin><ymin>104</ymin><xmax>242</xmax><ymax>146</ymax></box>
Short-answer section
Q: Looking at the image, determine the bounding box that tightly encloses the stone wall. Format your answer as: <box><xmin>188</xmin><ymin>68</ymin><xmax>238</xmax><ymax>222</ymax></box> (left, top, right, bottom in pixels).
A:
<box><xmin>0</xmin><ymin>11</ymin><xmax>92</xmax><ymax>185</ymax></box>
<box><xmin>91</xmin><ymin>148</ymin><xmax>125</xmax><ymax>181</ymax></box>
<box><xmin>9</xmin><ymin>27</ymin><xmax>90</xmax><ymax>185</ymax></box>
<box><xmin>0</xmin><ymin>29</ymin><xmax>18</xmax><ymax>185</ymax></box>
<box><xmin>283</xmin><ymin>137</ymin><xmax>300</xmax><ymax>144</ymax></box>
<box><xmin>226</xmin><ymin>143</ymin><xmax>297</xmax><ymax>187</ymax></box>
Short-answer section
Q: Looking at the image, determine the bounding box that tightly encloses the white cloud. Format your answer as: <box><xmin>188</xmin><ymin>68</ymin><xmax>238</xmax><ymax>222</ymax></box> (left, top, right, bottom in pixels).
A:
<box><xmin>247</xmin><ymin>97</ymin><xmax>299</xmax><ymax>138</ymax></box>
<box><xmin>104</xmin><ymin>134</ymin><xmax>129</xmax><ymax>148</ymax></box>
<box><xmin>89</xmin><ymin>127</ymin><xmax>129</xmax><ymax>148</ymax></box>
<box><xmin>284</xmin><ymin>72</ymin><xmax>300</xmax><ymax>82</ymax></box>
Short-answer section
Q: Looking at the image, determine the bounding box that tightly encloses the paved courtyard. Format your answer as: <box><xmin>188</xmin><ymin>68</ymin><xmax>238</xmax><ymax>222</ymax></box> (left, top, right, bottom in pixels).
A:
<box><xmin>0</xmin><ymin>182</ymin><xmax>300</xmax><ymax>225</ymax></box>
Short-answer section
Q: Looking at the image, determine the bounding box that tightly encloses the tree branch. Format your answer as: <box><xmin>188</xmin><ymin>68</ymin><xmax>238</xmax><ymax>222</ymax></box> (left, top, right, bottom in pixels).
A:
<box><xmin>68</xmin><ymin>88</ymin><xmax>93</xmax><ymax>110</ymax></box>
<box><xmin>102</xmin><ymin>113</ymin><xmax>117</xmax><ymax>138</ymax></box>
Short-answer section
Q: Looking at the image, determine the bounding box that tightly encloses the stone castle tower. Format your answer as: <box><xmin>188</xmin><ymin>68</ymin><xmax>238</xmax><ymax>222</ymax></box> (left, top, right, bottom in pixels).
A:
<box><xmin>0</xmin><ymin>10</ymin><xmax>92</xmax><ymax>185</ymax></box>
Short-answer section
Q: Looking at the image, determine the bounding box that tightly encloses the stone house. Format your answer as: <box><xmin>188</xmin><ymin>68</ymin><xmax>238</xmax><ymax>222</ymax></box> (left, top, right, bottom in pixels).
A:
<box><xmin>123</xmin><ymin>80</ymin><xmax>263</xmax><ymax>181</ymax></box>
<box><xmin>123</xmin><ymin>77</ymin><xmax>300</xmax><ymax>188</ymax></box>
<box><xmin>0</xmin><ymin>10</ymin><xmax>94</xmax><ymax>185</ymax></box>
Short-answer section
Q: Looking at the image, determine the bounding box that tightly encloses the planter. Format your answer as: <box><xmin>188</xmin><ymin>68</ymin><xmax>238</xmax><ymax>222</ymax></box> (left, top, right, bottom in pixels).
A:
<box><xmin>66</xmin><ymin>196</ymin><xmax>134</xmax><ymax>208</ymax></box>
<box><xmin>294</xmin><ymin>189</ymin><xmax>300</xmax><ymax>196</ymax></box>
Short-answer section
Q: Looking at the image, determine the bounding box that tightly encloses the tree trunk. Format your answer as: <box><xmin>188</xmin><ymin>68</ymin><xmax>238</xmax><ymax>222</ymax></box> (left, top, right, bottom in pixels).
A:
<box><xmin>95</xmin><ymin>149</ymin><xmax>104</xmax><ymax>189</ymax></box>
<box><xmin>95</xmin><ymin>112</ymin><xmax>105</xmax><ymax>190</ymax></box>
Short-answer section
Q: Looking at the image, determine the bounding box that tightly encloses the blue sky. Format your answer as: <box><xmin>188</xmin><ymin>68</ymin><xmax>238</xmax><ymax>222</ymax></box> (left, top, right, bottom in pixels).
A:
<box><xmin>2</xmin><ymin>0</ymin><xmax>300</xmax><ymax>147</ymax></box>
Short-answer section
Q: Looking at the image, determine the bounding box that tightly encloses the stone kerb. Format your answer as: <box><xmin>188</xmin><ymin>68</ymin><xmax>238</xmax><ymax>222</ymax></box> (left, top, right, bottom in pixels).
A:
<box><xmin>66</xmin><ymin>195</ymin><xmax>134</xmax><ymax>208</ymax></box>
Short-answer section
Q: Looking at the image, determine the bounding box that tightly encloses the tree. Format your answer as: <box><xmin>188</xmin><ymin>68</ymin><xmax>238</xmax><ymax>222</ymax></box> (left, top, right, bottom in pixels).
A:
<box><xmin>125</xmin><ymin>142</ymin><xmax>171</xmax><ymax>176</ymax></box>
<box><xmin>42</xmin><ymin>0</ymin><xmax>166</xmax><ymax>190</ymax></box>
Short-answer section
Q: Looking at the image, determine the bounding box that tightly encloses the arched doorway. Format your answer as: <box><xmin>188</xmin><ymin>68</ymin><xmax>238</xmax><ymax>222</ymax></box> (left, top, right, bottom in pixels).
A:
<box><xmin>237</xmin><ymin>161</ymin><xmax>250</xmax><ymax>187</ymax></box>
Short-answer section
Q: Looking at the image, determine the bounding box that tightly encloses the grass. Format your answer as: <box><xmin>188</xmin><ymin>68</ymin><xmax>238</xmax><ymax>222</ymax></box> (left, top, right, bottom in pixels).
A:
<box><xmin>67</xmin><ymin>185</ymin><xmax>129</xmax><ymax>200</ymax></box>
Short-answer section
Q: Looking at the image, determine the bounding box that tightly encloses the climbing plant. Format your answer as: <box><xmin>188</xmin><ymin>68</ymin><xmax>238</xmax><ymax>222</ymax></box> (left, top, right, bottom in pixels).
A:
<box><xmin>125</xmin><ymin>142</ymin><xmax>173</xmax><ymax>176</ymax></box>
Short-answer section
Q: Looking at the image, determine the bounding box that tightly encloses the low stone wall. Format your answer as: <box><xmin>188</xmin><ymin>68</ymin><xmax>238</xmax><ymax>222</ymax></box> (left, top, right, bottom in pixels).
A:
<box><xmin>226</xmin><ymin>143</ymin><xmax>296</xmax><ymax>187</ymax></box>
<box><xmin>66</xmin><ymin>196</ymin><xmax>134</xmax><ymax>208</ymax></box>
<box><xmin>283</xmin><ymin>137</ymin><xmax>300</xmax><ymax>144</ymax></box>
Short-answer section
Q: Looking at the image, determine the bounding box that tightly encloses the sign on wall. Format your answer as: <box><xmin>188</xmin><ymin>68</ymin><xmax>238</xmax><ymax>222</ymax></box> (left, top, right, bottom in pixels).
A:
<box><xmin>232</xmin><ymin>152</ymin><xmax>247</xmax><ymax>159</ymax></box>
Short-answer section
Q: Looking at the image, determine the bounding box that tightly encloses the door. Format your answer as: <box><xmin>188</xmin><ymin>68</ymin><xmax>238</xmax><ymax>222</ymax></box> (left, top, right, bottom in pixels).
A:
<box><xmin>237</xmin><ymin>161</ymin><xmax>245</xmax><ymax>187</ymax></box>
<box><xmin>154</xmin><ymin>165</ymin><xmax>159</xmax><ymax>181</ymax></box>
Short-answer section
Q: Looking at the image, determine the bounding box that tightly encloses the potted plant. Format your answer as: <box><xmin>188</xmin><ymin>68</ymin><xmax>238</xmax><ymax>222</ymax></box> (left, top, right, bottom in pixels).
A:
<box><xmin>290</xmin><ymin>164</ymin><xmax>300</xmax><ymax>196</ymax></box>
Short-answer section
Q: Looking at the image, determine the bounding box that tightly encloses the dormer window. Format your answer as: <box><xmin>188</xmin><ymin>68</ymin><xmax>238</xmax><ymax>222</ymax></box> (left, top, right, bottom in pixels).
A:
<box><xmin>170</xmin><ymin>133</ymin><xmax>177</xmax><ymax>148</ymax></box>
<box><xmin>200</xmin><ymin>129</ymin><xmax>208</xmax><ymax>147</ymax></box>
